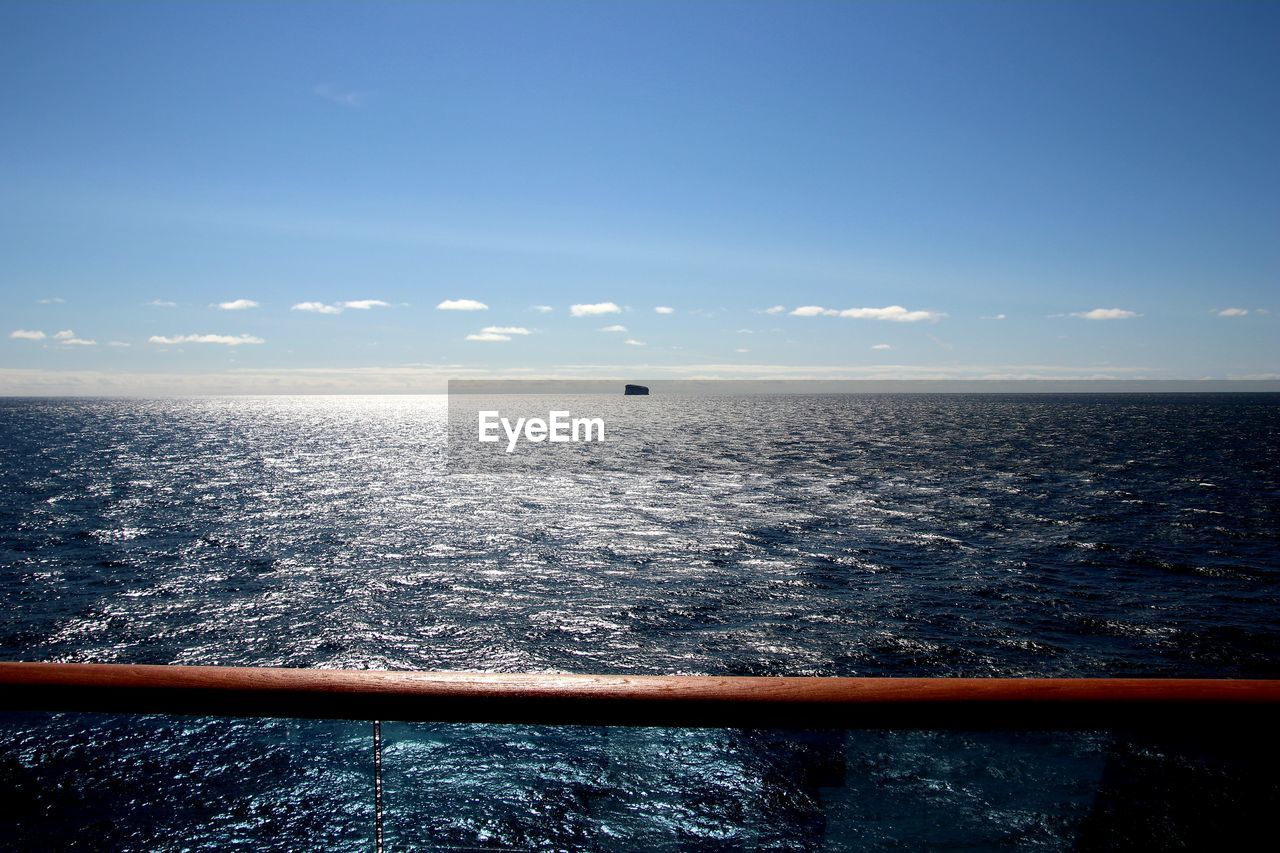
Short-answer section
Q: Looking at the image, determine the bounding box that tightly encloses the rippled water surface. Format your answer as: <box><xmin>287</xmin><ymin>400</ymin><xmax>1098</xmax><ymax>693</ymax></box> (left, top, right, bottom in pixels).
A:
<box><xmin>2</xmin><ymin>394</ymin><xmax>1278</xmax><ymax>849</ymax></box>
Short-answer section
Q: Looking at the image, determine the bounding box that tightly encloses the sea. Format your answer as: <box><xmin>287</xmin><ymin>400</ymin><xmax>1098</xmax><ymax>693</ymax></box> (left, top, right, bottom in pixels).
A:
<box><xmin>1</xmin><ymin>393</ymin><xmax>1278</xmax><ymax>850</ymax></box>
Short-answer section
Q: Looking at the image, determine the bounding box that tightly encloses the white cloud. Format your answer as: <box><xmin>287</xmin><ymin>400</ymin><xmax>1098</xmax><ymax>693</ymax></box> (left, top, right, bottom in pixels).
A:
<box><xmin>10</xmin><ymin>329</ymin><xmax>45</xmax><ymax>340</ymax></box>
<box><xmin>1217</xmin><ymin>308</ymin><xmax>1249</xmax><ymax>317</ymax></box>
<box><xmin>735</xmin><ymin>348</ymin><xmax>750</xmax><ymax>353</ymax></box>
<box><xmin>437</xmin><ymin>299</ymin><xmax>488</xmax><ymax>311</ymax></box>
<box><xmin>737</xmin><ymin>328</ymin><xmax>755</xmax><ymax>334</ymax></box>
<box><xmin>980</xmin><ymin>314</ymin><xmax>1007</xmax><ymax>320</ymax></box>
<box><xmin>600</xmin><ymin>324</ymin><xmax>628</xmax><ymax>333</ymax></box>
<box><xmin>465</xmin><ymin>332</ymin><xmax>511</xmax><ymax>342</ymax></box>
<box><xmin>837</xmin><ymin>306</ymin><xmax>942</xmax><ymax>322</ymax></box>
<box><xmin>292</xmin><ymin>299</ymin><xmax>391</xmax><ymax>314</ymax></box>
<box><xmin>1256</xmin><ymin>308</ymin><xmax>1272</xmax><ymax>315</ymax></box>
<box><xmin>216</xmin><ymin>299</ymin><xmax>259</xmax><ymax>311</ymax></box>
<box><xmin>148</xmin><ymin>334</ymin><xmax>265</xmax><ymax>346</ymax></box>
<box><xmin>292</xmin><ymin>302</ymin><xmax>343</xmax><ymax>314</ymax></box>
<box><xmin>872</xmin><ymin>343</ymin><xmax>892</xmax><ymax>350</ymax></box>
<box><xmin>146</xmin><ymin>300</ymin><xmax>177</xmax><ymax>308</ymax></box>
<box><xmin>790</xmin><ymin>305</ymin><xmax>942</xmax><ymax>322</ymax></box>
<box><xmin>531</xmin><ymin>305</ymin><xmax>554</xmax><ymax>313</ymax></box>
<box><xmin>1070</xmin><ymin>308</ymin><xmax>1140</xmax><ymax>320</ymax></box>
<box><xmin>481</xmin><ymin>326</ymin><xmax>530</xmax><ymax>335</ymax></box>
<box><xmin>763</xmin><ymin>305</ymin><xmax>786</xmax><ymax>314</ymax></box>
<box><xmin>570</xmin><ymin>302</ymin><xmax>621</xmax><ymax>317</ymax></box>
<box><xmin>107</xmin><ymin>341</ymin><xmax>131</xmax><ymax>347</ymax></box>
<box><xmin>38</xmin><ymin>297</ymin><xmax>66</xmax><ymax>304</ymax></box>
<box><xmin>39</xmin><ymin>329</ymin><xmax>96</xmax><ymax>345</ymax></box>
<box><xmin>654</xmin><ymin>306</ymin><xmax>675</xmax><ymax>314</ymax></box>
<box><xmin>624</xmin><ymin>339</ymin><xmax>646</xmax><ymax>346</ymax></box>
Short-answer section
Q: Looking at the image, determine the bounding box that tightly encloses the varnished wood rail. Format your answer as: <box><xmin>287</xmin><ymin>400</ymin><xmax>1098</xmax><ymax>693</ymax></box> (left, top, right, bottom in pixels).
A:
<box><xmin>2</xmin><ymin>662</ymin><xmax>1279</xmax><ymax>729</ymax></box>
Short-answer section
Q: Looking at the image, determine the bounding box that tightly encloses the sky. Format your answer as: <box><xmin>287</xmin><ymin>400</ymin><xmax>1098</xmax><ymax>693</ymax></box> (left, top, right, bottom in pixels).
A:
<box><xmin>2</xmin><ymin>0</ymin><xmax>1277</xmax><ymax>393</ymax></box>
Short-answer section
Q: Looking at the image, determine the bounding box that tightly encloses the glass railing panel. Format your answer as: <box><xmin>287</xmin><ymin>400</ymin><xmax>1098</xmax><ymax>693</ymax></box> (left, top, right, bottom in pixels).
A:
<box><xmin>4</xmin><ymin>712</ymin><xmax>1277</xmax><ymax>849</ymax></box>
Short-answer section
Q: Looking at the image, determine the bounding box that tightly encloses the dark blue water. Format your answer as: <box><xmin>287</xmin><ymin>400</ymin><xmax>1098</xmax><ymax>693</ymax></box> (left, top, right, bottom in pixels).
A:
<box><xmin>1</xmin><ymin>394</ymin><xmax>1278</xmax><ymax>849</ymax></box>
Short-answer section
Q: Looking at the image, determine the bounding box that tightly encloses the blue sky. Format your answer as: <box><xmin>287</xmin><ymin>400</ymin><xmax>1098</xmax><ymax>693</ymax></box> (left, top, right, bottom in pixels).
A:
<box><xmin>2</xmin><ymin>1</ymin><xmax>1277</xmax><ymax>392</ymax></box>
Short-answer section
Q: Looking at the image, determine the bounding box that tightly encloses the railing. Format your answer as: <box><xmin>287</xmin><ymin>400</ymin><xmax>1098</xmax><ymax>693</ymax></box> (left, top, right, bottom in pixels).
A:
<box><xmin>5</xmin><ymin>663</ymin><xmax>1278</xmax><ymax>850</ymax></box>
<box><xmin>3</xmin><ymin>662</ymin><xmax>1279</xmax><ymax>729</ymax></box>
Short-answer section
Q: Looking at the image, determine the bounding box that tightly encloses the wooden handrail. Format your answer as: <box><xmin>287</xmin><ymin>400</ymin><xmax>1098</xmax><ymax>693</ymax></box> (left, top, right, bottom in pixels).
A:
<box><xmin>2</xmin><ymin>662</ymin><xmax>1278</xmax><ymax>729</ymax></box>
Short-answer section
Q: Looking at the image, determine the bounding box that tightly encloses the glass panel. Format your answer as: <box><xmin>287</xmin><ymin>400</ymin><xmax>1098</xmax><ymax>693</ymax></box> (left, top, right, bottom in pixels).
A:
<box><xmin>4</xmin><ymin>714</ymin><xmax>1278</xmax><ymax>848</ymax></box>
<box><xmin>0</xmin><ymin>712</ymin><xmax>373</xmax><ymax>849</ymax></box>
<box><xmin>377</xmin><ymin>725</ymin><xmax>1106</xmax><ymax>848</ymax></box>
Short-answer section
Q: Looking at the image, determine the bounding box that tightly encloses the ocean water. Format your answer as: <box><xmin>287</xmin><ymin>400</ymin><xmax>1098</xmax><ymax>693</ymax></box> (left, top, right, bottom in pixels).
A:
<box><xmin>1</xmin><ymin>394</ymin><xmax>1278</xmax><ymax>849</ymax></box>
